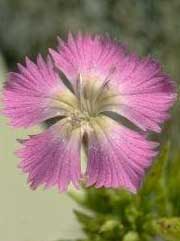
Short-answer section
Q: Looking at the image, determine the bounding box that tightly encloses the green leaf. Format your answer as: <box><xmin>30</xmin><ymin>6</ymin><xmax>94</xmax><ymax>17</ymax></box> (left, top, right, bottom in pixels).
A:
<box><xmin>122</xmin><ymin>231</ymin><xmax>140</xmax><ymax>241</ymax></box>
<box><xmin>74</xmin><ymin>210</ymin><xmax>94</xmax><ymax>228</ymax></box>
<box><xmin>74</xmin><ymin>209</ymin><xmax>125</xmax><ymax>240</ymax></box>
<box><xmin>139</xmin><ymin>143</ymin><xmax>171</xmax><ymax>216</ymax></box>
<box><xmin>142</xmin><ymin>142</ymin><xmax>170</xmax><ymax>193</ymax></box>
<box><xmin>154</xmin><ymin>217</ymin><xmax>180</xmax><ymax>241</ymax></box>
<box><xmin>68</xmin><ymin>189</ymin><xmax>86</xmax><ymax>206</ymax></box>
<box><xmin>167</xmin><ymin>152</ymin><xmax>180</xmax><ymax>215</ymax></box>
<box><xmin>99</xmin><ymin>219</ymin><xmax>123</xmax><ymax>234</ymax></box>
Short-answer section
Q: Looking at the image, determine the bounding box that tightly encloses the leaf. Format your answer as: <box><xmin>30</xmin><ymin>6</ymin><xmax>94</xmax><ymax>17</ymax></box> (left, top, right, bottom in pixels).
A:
<box><xmin>167</xmin><ymin>152</ymin><xmax>180</xmax><ymax>215</ymax></box>
<box><xmin>154</xmin><ymin>217</ymin><xmax>180</xmax><ymax>241</ymax></box>
<box><xmin>68</xmin><ymin>189</ymin><xmax>86</xmax><ymax>206</ymax></box>
<box><xmin>74</xmin><ymin>210</ymin><xmax>104</xmax><ymax>236</ymax></box>
<box><xmin>99</xmin><ymin>219</ymin><xmax>123</xmax><ymax>234</ymax></box>
<box><xmin>74</xmin><ymin>210</ymin><xmax>94</xmax><ymax>228</ymax></box>
<box><xmin>122</xmin><ymin>231</ymin><xmax>140</xmax><ymax>241</ymax></box>
<box><xmin>74</xmin><ymin>210</ymin><xmax>124</xmax><ymax>240</ymax></box>
<box><xmin>139</xmin><ymin>143</ymin><xmax>171</xmax><ymax>216</ymax></box>
<box><xmin>142</xmin><ymin>142</ymin><xmax>170</xmax><ymax>193</ymax></box>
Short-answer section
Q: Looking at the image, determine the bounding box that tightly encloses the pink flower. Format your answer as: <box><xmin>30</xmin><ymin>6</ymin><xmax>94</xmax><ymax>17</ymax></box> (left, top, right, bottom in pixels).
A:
<box><xmin>3</xmin><ymin>33</ymin><xmax>176</xmax><ymax>193</ymax></box>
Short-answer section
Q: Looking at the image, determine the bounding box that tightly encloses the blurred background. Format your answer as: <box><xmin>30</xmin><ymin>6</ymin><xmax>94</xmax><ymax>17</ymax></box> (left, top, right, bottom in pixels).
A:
<box><xmin>0</xmin><ymin>0</ymin><xmax>179</xmax><ymax>241</ymax></box>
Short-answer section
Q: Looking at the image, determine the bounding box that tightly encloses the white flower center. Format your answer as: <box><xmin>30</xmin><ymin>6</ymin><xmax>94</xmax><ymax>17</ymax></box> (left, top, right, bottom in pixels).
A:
<box><xmin>54</xmin><ymin>74</ymin><xmax>120</xmax><ymax>132</ymax></box>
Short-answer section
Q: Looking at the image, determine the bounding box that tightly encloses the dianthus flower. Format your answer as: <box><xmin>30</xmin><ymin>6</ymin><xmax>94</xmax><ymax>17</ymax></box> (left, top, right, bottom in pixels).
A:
<box><xmin>3</xmin><ymin>33</ymin><xmax>176</xmax><ymax>192</ymax></box>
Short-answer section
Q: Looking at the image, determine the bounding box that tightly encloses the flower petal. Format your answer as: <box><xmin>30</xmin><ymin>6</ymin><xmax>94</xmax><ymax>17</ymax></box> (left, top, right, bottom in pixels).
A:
<box><xmin>3</xmin><ymin>55</ymin><xmax>76</xmax><ymax>127</ymax></box>
<box><xmin>49</xmin><ymin>33</ymin><xmax>127</xmax><ymax>90</ymax></box>
<box><xmin>17</xmin><ymin>120</ymin><xmax>81</xmax><ymax>191</ymax></box>
<box><xmin>50</xmin><ymin>34</ymin><xmax>176</xmax><ymax>132</ymax></box>
<box><xmin>110</xmin><ymin>56</ymin><xmax>177</xmax><ymax>132</ymax></box>
<box><xmin>86</xmin><ymin>116</ymin><xmax>158</xmax><ymax>193</ymax></box>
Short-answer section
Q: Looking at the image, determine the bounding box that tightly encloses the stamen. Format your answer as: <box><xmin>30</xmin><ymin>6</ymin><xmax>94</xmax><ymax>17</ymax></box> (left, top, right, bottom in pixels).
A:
<box><xmin>90</xmin><ymin>66</ymin><xmax>117</xmax><ymax>114</ymax></box>
<box><xmin>70</xmin><ymin>68</ymin><xmax>119</xmax><ymax>122</ymax></box>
